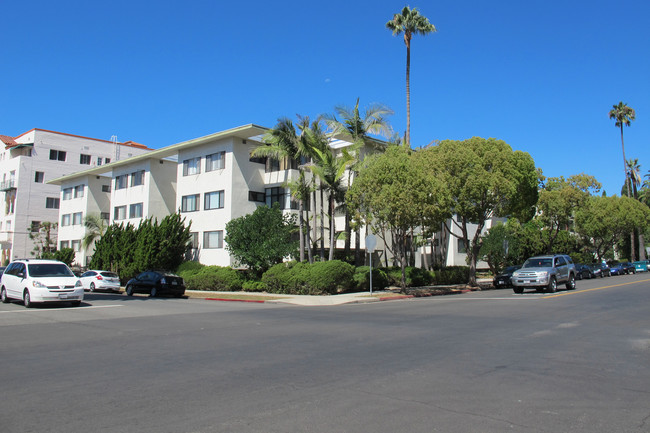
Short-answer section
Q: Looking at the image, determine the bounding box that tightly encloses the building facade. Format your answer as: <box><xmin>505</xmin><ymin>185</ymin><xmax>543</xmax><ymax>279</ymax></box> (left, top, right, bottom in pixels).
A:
<box><xmin>0</xmin><ymin>129</ymin><xmax>152</xmax><ymax>263</ymax></box>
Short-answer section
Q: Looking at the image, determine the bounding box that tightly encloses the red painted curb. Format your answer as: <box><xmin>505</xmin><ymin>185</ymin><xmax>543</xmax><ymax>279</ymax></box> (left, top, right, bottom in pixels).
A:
<box><xmin>379</xmin><ymin>295</ymin><xmax>414</xmax><ymax>301</ymax></box>
<box><xmin>204</xmin><ymin>298</ymin><xmax>265</xmax><ymax>303</ymax></box>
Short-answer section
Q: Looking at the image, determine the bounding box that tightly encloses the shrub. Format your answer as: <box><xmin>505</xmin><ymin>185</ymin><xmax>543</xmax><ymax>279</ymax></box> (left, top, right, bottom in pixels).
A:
<box><xmin>308</xmin><ymin>261</ymin><xmax>355</xmax><ymax>294</ymax></box>
<box><xmin>432</xmin><ymin>266</ymin><xmax>469</xmax><ymax>285</ymax></box>
<box><xmin>183</xmin><ymin>266</ymin><xmax>244</xmax><ymax>291</ymax></box>
<box><xmin>261</xmin><ymin>260</ymin><xmax>355</xmax><ymax>295</ymax></box>
<box><xmin>176</xmin><ymin>261</ymin><xmax>204</xmax><ymax>274</ymax></box>
<box><xmin>382</xmin><ymin>266</ymin><xmax>433</xmax><ymax>287</ymax></box>
<box><xmin>242</xmin><ymin>281</ymin><xmax>267</xmax><ymax>292</ymax></box>
<box><xmin>353</xmin><ymin>266</ymin><xmax>390</xmax><ymax>291</ymax></box>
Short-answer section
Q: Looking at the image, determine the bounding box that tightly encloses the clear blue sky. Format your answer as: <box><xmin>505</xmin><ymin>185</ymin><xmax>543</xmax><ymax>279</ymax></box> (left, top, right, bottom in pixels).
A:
<box><xmin>2</xmin><ymin>0</ymin><xmax>648</xmax><ymax>196</ymax></box>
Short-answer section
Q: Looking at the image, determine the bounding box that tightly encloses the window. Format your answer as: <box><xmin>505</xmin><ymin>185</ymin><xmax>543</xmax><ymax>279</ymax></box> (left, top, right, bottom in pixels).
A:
<box><xmin>265</xmin><ymin>187</ymin><xmax>286</xmax><ymax>209</ymax></box>
<box><xmin>73</xmin><ymin>212</ymin><xmax>83</xmax><ymax>225</ymax></box>
<box><xmin>248</xmin><ymin>191</ymin><xmax>265</xmax><ymax>203</ymax></box>
<box><xmin>203</xmin><ymin>231</ymin><xmax>223</xmax><ymax>249</ymax></box>
<box><xmin>62</xmin><ymin>188</ymin><xmax>73</xmax><ymax>200</ymax></box>
<box><xmin>129</xmin><ymin>203</ymin><xmax>143</xmax><ymax>218</ymax></box>
<box><xmin>71</xmin><ymin>240</ymin><xmax>81</xmax><ymax>252</ymax></box>
<box><xmin>80</xmin><ymin>154</ymin><xmax>91</xmax><ymax>165</ymax></box>
<box><xmin>114</xmin><ymin>206</ymin><xmax>126</xmax><ymax>220</ymax></box>
<box><xmin>74</xmin><ymin>185</ymin><xmax>84</xmax><ymax>198</ymax></box>
<box><xmin>206</xmin><ymin>152</ymin><xmax>225</xmax><ymax>172</ymax></box>
<box><xmin>204</xmin><ymin>191</ymin><xmax>224</xmax><ymax>210</ymax></box>
<box><xmin>61</xmin><ymin>214</ymin><xmax>71</xmax><ymax>226</ymax></box>
<box><xmin>49</xmin><ymin>150</ymin><xmax>66</xmax><ymax>161</ymax></box>
<box><xmin>188</xmin><ymin>232</ymin><xmax>199</xmax><ymax>249</ymax></box>
<box><xmin>457</xmin><ymin>238</ymin><xmax>466</xmax><ymax>254</ymax></box>
<box><xmin>46</xmin><ymin>197</ymin><xmax>60</xmax><ymax>209</ymax></box>
<box><xmin>249</xmin><ymin>155</ymin><xmax>266</xmax><ymax>165</ymax></box>
<box><xmin>115</xmin><ymin>175</ymin><xmax>127</xmax><ymax>190</ymax></box>
<box><xmin>266</xmin><ymin>158</ymin><xmax>281</xmax><ymax>173</ymax></box>
<box><xmin>105</xmin><ymin>158</ymin><xmax>111</xmax><ymax>164</ymax></box>
<box><xmin>34</xmin><ymin>171</ymin><xmax>44</xmax><ymax>183</ymax></box>
<box><xmin>100</xmin><ymin>212</ymin><xmax>110</xmax><ymax>220</ymax></box>
<box><xmin>130</xmin><ymin>170</ymin><xmax>145</xmax><ymax>187</ymax></box>
<box><xmin>30</xmin><ymin>221</ymin><xmax>41</xmax><ymax>232</ymax></box>
<box><xmin>182</xmin><ymin>157</ymin><xmax>201</xmax><ymax>176</ymax></box>
<box><xmin>97</xmin><ymin>157</ymin><xmax>103</xmax><ymax>166</ymax></box>
<box><xmin>102</xmin><ymin>184</ymin><xmax>111</xmax><ymax>193</ymax></box>
<box><xmin>181</xmin><ymin>194</ymin><xmax>200</xmax><ymax>212</ymax></box>
<box><xmin>60</xmin><ymin>241</ymin><xmax>69</xmax><ymax>249</ymax></box>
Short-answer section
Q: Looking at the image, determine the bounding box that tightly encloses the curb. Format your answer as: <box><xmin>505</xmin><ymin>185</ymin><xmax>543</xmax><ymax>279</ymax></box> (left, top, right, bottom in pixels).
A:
<box><xmin>204</xmin><ymin>298</ymin><xmax>266</xmax><ymax>303</ymax></box>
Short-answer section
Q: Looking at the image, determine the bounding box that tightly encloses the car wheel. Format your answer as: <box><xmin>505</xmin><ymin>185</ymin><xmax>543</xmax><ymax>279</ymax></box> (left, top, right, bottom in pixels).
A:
<box><xmin>0</xmin><ymin>287</ymin><xmax>8</xmax><ymax>304</ymax></box>
<box><xmin>546</xmin><ymin>277</ymin><xmax>557</xmax><ymax>293</ymax></box>
<box><xmin>24</xmin><ymin>290</ymin><xmax>33</xmax><ymax>308</ymax></box>
<box><xmin>90</xmin><ymin>283</ymin><xmax>96</xmax><ymax>292</ymax></box>
<box><xmin>513</xmin><ymin>286</ymin><xmax>523</xmax><ymax>294</ymax></box>
<box><xmin>565</xmin><ymin>274</ymin><xmax>576</xmax><ymax>290</ymax></box>
<box><xmin>150</xmin><ymin>287</ymin><xmax>157</xmax><ymax>298</ymax></box>
<box><xmin>70</xmin><ymin>301</ymin><xmax>81</xmax><ymax>307</ymax></box>
<box><xmin>125</xmin><ymin>285</ymin><xmax>134</xmax><ymax>296</ymax></box>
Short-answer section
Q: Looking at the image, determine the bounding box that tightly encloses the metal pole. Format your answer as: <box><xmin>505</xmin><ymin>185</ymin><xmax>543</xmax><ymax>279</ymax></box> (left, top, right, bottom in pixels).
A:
<box><xmin>369</xmin><ymin>252</ymin><xmax>373</xmax><ymax>295</ymax></box>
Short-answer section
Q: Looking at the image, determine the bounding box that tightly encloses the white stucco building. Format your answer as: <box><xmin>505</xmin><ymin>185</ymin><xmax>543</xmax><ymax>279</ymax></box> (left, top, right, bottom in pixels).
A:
<box><xmin>0</xmin><ymin>129</ymin><xmax>152</xmax><ymax>263</ymax></box>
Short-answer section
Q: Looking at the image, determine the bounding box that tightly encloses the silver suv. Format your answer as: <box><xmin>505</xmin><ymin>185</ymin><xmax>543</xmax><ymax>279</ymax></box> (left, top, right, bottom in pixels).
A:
<box><xmin>511</xmin><ymin>254</ymin><xmax>576</xmax><ymax>294</ymax></box>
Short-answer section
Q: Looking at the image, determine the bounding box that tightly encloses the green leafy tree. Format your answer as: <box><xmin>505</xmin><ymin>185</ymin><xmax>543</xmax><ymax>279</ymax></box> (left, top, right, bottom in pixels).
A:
<box><xmin>54</xmin><ymin>248</ymin><xmax>75</xmax><ymax>266</ymax></box>
<box><xmin>82</xmin><ymin>214</ymin><xmax>108</xmax><ymax>250</ymax></box>
<box><xmin>225</xmin><ymin>203</ymin><xmax>297</xmax><ymax>275</ymax></box>
<box><xmin>426</xmin><ymin>137</ymin><xmax>539</xmax><ymax>286</ymax></box>
<box><xmin>575</xmin><ymin>195</ymin><xmax>650</xmax><ymax>261</ymax></box>
<box><xmin>386</xmin><ymin>6</ymin><xmax>436</xmax><ymax>147</ymax></box>
<box><xmin>536</xmin><ymin>174</ymin><xmax>601</xmax><ymax>253</ymax></box>
<box><xmin>347</xmin><ymin>146</ymin><xmax>448</xmax><ymax>291</ymax></box>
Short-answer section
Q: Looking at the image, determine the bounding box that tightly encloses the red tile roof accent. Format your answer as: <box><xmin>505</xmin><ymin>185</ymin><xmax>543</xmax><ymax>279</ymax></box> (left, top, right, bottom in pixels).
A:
<box><xmin>0</xmin><ymin>135</ymin><xmax>18</xmax><ymax>147</ymax></box>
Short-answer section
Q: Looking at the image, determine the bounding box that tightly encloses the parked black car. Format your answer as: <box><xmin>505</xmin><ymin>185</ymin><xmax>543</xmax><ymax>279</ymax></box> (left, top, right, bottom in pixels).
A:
<box><xmin>575</xmin><ymin>264</ymin><xmax>595</xmax><ymax>280</ymax></box>
<box><xmin>591</xmin><ymin>263</ymin><xmax>611</xmax><ymax>277</ymax></box>
<box><xmin>588</xmin><ymin>264</ymin><xmax>603</xmax><ymax>278</ymax></box>
<box><xmin>125</xmin><ymin>271</ymin><xmax>186</xmax><ymax>298</ymax></box>
<box><xmin>492</xmin><ymin>265</ymin><xmax>521</xmax><ymax>288</ymax></box>
<box><xmin>620</xmin><ymin>262</ymin><xmax>636</xmax><ymax>274</ymax></box>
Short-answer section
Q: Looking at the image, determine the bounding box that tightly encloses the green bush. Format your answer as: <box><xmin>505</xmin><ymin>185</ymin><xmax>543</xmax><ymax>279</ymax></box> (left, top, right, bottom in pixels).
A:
<box><xmin>353</xmin><ymin>266</ymin><xmax>389</xmax><ymax>291</ymax></box>
<box><xmin>183</xmin><ymin>266</ymin><xmax>244</xmax><ymax>291</ymax></box>
<box><xmin>176</xmin><ymin>261</ymin><xmax>204</xmax><ymax>274</ymax></box>
<box><xmin>242</xmin><ymin>281</ymin><xmax>267</xmax><ymax>292</ymax></box>
<box><xmin>261</xmin><ymin>260</ymin><xmax>355</xmax><ymax>295</ymax></box>
<box><xmin>432</xmin><ymin>266</ymin><xmax>469</xmax><ymax>285</ymax></box>
<box><xmin>382</xmin><ymin>266</ymin><xmax>433</xmax><ymax>287</ymax></box>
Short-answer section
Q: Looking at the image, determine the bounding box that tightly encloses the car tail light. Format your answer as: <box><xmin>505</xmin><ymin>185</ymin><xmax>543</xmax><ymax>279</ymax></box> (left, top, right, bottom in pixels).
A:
<box><xmin>96</xmin><ymin>275</ymin><xmax>103</xmax><ymax>280</ymax></box>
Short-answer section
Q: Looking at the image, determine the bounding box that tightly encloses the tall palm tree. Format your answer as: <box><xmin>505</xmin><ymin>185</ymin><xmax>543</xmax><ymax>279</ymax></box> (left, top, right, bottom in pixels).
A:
<box><xmin>386</xmin><ymin>6</ymin><xmax>436</xmax><ymax>147</ymax></box>
<box><xmin>82</xmin><ymin>214</ymin><xmax>108</xmax><ymax>250</ymax></box>
<box><xmin>321</xmin><ymin>98</ymin><xmax>393</xmax><ymax>263</ymax></box>
<box><xmin>628</xmin><ymin>158</ymin><xmax>645</xmax><ymax>260</ymax></box>
<box><xmin>609</xmin><ymin>102</ymin><xmax>636</xmax><ymax>259</ymax></box>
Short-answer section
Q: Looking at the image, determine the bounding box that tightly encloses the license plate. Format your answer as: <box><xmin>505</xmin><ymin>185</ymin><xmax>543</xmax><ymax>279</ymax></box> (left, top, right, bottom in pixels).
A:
<box><xmin>172</xmin><ymin>281</ymin><xmax>177</xmax><ymax>285</ymax></box>
<box><xmin>497</xmin><ymin>281</ymin><xmax>504</xmax><ymax>285</ymax></box>
<box><xmin>59</xmin><ymin>294</ymin><xmax>68</xmax><ymax>299</ymax></box>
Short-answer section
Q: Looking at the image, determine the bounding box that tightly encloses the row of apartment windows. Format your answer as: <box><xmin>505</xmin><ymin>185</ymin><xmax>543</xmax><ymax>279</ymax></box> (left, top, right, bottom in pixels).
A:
<box><xmin>182</xmin><ymin>152</ymin><xmax>226</xmax><ymax>176</ymax></box>
<box><xmin>61</xmin><ymin>212</ymin><xmax>84</xmax><ymax>226</ymax></box>
<box><xmin>62</xmin><ymin>185</ymin><xmax>85</xmax><ymax>200</ymax></box>
<box><xmin>49</xmin><ymin>149</ymin><xmax>111</xmax><ymax>166</ymax></box>
<box><xmin>60</xmin><ymin>240</ymin><xmax>81</xmax><ymax>252</ymax></box>
<box><xmin>188</xmin><ymin>231</ymin><xmax>223</xmax><ymax>249</ymax></box>
<box><xmin>181</xmin><ymin>191</ymin><xmax>224</xmax><ymax>212</ymax></box>
<box><xmin>114</xmin><ymin>203</ymin><xmax>143</xmax><ymax>220</ymax></box>
<box><xmin>249</xmin><ymin>187</ymin><xmax>300</xmax><ymax>210</ymax></box>
<box><xmin>115</xmin><ymin>170</ymin><xmax>145</xmax><ymax>190</ymax></box>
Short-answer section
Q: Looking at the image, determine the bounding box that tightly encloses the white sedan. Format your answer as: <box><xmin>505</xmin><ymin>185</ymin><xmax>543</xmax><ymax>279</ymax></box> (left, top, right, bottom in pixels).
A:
<box><xmin>79</xmin><ymin>270</ymin><xmax>121</xmax><ymax>292</ymax></box>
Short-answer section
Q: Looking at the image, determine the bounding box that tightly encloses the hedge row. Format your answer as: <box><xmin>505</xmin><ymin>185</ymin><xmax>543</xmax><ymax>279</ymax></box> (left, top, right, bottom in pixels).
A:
<box><xmin>176</xmin><ymin>261</ymin><xmax>470</xmax><ymax>295</ymax></box>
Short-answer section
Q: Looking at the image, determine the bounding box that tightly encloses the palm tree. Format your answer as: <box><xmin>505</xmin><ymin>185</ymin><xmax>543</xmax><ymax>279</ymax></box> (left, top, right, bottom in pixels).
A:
<box><xmin>609</xmin><ymin>102</ymin><xmax>636</xmax><ymax>259</ymax></box>
<box><xmin>321</xmin><ymin>98</ymin><xmax>393</xmax><ymax>263</ymax></box>
<box><xmin>82</xmin><ymin>214</ymin><xmax>108</xmax><ymax>249</ymax></box>
<box><xmin>251</xmin><ymin>117</ymin><xmax>314</xmax><ymax>262</ymax></box>
<box><xmin>628</xmin><ymin>158</ymin><xmax>645</xmax><ymax>260</ymax></box>
<box><xmin>386</xmin><ymin>6</ymin><xmax>436</xmax><ymax>147</ymax></box>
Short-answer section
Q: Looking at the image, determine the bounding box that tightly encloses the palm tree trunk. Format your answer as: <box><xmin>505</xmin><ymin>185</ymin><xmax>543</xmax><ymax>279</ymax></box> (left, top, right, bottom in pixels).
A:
<box><xmin>329</xmin><ymin>194</ymin><xmax>336</xmax><ymax>261</ymax></box>
<box><xmin>320</xmin><ymin>184</ymin><xmax>325</xmax><ymax>260</ymax></box>
<box><xmin>298</xmin><ymin>199</ymin><xmax>305</xmax><ymax>262</ymax></box>
<box><xmin>405</xmin><ymin>42</ymin><xmax>411</xmax><ymax>147</ymax></box>
<box><xmin>305</xmin><ymin>204</ymin><xmax>313</xmax><ymax>264</ymax></box>
<box><xmin>355</xmin><ymin>224</ymin><xmax>361</xmax><ymax>266</ymax></box>
<box><xmin>621</xmin><ymin>125</ymin><xmax>635</xmax><ymax>260</ymax></box>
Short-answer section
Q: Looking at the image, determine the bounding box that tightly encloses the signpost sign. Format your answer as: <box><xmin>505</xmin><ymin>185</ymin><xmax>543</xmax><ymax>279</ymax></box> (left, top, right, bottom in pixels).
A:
<box><xmin>365</xmin><ymin>234</ymin><xmax>377</xmax><ymax>295</ymax></box>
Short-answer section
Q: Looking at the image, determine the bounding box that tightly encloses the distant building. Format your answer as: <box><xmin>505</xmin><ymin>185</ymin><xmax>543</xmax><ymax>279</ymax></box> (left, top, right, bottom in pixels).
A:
<box><xmin>0</xmin><ymin>129</ymin><xmax>152</xmax><ymax>263</ymax></box>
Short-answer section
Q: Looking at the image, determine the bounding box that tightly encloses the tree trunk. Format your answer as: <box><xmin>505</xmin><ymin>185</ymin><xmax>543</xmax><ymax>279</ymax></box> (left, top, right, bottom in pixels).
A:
<box><xmin>405</xmin><ymin>38</ymin><xmax>411</xmax><ymax>148</ymax></box>
<box><xmin>329</xmin><ymin>194</ymin><xmax>336</xmax><ymax>261</ymax></box>
<box><xmin>298</xmin><ymin>199</ymin><xmax>305</xmax><ymax>262</ymax></box>
<box><xmin>305</xmin><ymin>204</ymin><xmax>313</xmax><ymax>264</ymax></box>
<box><xmin>320</xmin><ymin>184</ymin><xmax>325</xmax><ymax>261</ymax></box>
<box><xmin>354</xmin><ymin>224</ymin><xmax>361</xmax><ymax>266</ymax></box>
<box><xmin>621</xmin><ymin>125</ymin><xmax>635</xmax><ymax>260</ymax></box>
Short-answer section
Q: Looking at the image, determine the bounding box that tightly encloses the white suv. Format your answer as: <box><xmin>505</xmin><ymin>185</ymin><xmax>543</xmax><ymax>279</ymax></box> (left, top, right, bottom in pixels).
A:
<box><xmin>0</xmin><ymin>259</ymin><xmax>84</xmax><ymax>307</ymax></box>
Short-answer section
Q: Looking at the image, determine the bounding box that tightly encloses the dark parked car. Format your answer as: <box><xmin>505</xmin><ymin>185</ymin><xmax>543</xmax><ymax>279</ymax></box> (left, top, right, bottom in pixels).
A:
<box><xmin>125</xmin><ymin>271</ymin><xmax>185</xmax><ymax>298</ymax></box>
<box><xmin>588</xmin><ymin>264</ymin><xmax>603</xmax><ymax>278</ymax></box>
<box><xmin>575</xmin><ymin>264</ymin><xmax>595</xmax><ymax>280</ymax></box>
<box><xmin>592</xmin><ymin>263</ymin><xmax>611</xmax><ymax>277</ymax></box>
<box><xmin>609</xmin><ymin>263</ymin><xmax>625</xmax><ymax>276</ymax></box>
<box><xmin>620</xmin><ymin>262</ymin><xmax>636</xmax><ymax>274</ymax></box>
<box><xmin>493</xmin><ymin>265</ymin><xmax>521</xmax><ymax>288</ymax></box>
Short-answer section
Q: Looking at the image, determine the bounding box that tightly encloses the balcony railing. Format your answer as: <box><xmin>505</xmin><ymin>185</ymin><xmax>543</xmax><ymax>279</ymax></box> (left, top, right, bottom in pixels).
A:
<box><xmin>0</xmin><ymin>180</ymin><xmax>16</xmax><ymax>191</ymax></box>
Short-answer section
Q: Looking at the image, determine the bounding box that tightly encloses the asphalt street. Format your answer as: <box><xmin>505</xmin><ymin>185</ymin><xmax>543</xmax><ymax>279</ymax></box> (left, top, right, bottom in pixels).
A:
<box><xmin>1</xmin><ymin>274</ymin><xmax>649</xmax><ymax>433</ymax></box>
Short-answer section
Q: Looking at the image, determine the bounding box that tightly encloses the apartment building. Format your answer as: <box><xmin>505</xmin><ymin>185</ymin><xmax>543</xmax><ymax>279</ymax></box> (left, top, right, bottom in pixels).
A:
<box><xmin>0</xmin><ymin>129</ymin><xmax>152</xmax><ymax>263</ymax></box>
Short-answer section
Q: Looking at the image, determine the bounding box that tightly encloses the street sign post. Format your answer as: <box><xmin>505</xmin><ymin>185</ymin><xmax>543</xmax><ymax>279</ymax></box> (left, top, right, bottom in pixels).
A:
<box><xmin>365</xmin><ymin>234</ymin><xmax>377</xmax><ymax>295</ymax></box>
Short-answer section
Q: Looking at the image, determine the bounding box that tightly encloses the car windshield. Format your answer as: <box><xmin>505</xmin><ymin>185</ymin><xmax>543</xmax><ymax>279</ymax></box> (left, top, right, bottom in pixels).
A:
<box><xmin>28</xmin><ymin>263</ymin><xmax>74</xmax><ymax>277</ymax></box>
<box><xmin>522</xmin><ymin>258</ymin><xmax>552</xmax><ymax>268</ymax></box>
<box><xmin>504</xmin><ymin>266</ymin><xmax>519</xmax><ymax>273</ymax></box>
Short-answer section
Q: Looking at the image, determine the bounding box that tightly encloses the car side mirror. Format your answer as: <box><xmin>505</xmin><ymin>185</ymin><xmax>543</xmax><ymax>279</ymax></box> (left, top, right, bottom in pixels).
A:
<box><xmin>17</xmin><ymin>272</ymin><xmax>24</xmax><ymax>278</ymax></box>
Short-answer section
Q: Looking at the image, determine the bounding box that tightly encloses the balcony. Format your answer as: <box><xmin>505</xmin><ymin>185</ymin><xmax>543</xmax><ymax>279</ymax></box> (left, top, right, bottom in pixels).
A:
<box><xmin>0</xmin><ymin>180</ymin><xmax>16</xmax><ymax>191</ymax></box>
